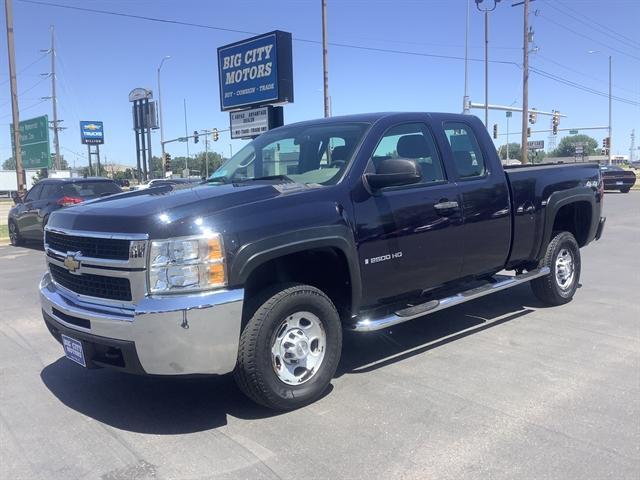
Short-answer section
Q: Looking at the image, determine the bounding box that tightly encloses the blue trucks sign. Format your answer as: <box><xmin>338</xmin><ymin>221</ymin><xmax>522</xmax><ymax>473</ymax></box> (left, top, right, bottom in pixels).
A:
<box><xmin>218</xmin><ymin>30</ymin><xmax>293</xmax><ymax>111</ymax></box>
<box><xmin>80</xmin><ymin>121</ymin><xmax>104</xmax><ymax>145</ymax></box>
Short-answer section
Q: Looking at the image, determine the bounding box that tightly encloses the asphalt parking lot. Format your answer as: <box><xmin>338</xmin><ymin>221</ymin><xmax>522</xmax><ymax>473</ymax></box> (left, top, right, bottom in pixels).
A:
<box><xmin>1</xmin><ymin>192</ymin><xmax>638</xmax><ymax>480</ymax></box>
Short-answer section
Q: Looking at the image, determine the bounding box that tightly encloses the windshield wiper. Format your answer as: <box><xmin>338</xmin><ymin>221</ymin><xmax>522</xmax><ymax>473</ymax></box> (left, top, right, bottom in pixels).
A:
<box><xmin>237</xmin><ymin>175</ymin><xmax>295</xmax><ymax>184</ymax></box>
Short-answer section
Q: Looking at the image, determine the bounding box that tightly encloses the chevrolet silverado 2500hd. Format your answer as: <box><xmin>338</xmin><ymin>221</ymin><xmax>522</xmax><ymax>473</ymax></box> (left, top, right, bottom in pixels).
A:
<box><xmin>40</xmin><ymin>112</ymin><xmax>605</xmax><ymax>410</ymax></box>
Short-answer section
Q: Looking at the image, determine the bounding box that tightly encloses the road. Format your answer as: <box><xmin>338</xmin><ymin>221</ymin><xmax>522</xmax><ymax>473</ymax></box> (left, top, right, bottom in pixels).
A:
<box><xmin>1</xmin><ymin>192</ymin><xmax>638</xmax><ymax>480</ymax></box>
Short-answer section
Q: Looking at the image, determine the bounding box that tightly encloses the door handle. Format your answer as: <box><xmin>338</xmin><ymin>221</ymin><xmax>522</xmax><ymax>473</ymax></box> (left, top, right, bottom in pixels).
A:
<box><xmin>434</xmin><ymin>200</ymin><xmax>459</xmax><ymax>211</ymax></box>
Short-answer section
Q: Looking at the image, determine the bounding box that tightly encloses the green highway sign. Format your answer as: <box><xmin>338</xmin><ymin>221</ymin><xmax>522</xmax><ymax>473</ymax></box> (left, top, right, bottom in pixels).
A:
<box><xmin>10</xmin><ymin>115</ymin><xmax>51</xmax><ymax>169</ymax></box>
<box><xmin>569</xmin><ymin>129</ymin><xmax>579</xmax><ymax>134</ymax></box>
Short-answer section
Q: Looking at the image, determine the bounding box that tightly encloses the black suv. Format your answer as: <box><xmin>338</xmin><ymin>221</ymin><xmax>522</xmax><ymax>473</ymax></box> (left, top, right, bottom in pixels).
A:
<box><xmin>8</xmin><ymin>177</ymin><xmax>122</xmax><ymax>245</ymax></box>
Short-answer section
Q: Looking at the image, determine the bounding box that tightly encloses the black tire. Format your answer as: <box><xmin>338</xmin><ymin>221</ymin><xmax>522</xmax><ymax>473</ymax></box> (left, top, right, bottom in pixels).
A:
<box><xmin>531</xmin><ymin>231</ymin><xmax>581</xmax><ymax>306</ymax></box>
<box><xmin>234</xmin><ymin>284</ymin><xmax>342</xmax><ymax>410</ymax></box>
<box><xmin>620</xmin><ymin>187</ymin><xmax>630</xmax><ymax>193</ymax></box>
<box><xmin>8</xmin><ymin>220</ymin><xmax>24</xmax><ymax>246</ymax></box>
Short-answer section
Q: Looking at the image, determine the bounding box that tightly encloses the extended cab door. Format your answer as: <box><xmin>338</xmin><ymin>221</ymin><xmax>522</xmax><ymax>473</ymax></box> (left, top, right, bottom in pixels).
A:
<box><xmin>353</xmin><ymin>121</ymin><xmax>464</xmax><ymax>307</ymax></box>
<box><xmin>440</xmin><ymin>119</ymin><xmax>511</xmax><ymax>278</ymax></box>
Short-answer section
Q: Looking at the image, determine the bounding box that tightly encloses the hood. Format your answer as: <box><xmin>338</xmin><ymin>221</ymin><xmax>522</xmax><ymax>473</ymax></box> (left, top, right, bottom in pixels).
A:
<box><xmin>47</xmin><ymin>182</ymin><xmax>308</xmax><ymax>235</ymax></box>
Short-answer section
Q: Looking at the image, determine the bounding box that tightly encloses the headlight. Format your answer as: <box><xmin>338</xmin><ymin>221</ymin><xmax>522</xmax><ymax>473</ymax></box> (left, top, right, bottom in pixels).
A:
<box><xmin>148</xmin><ymin>234</ymin><xmax>226</xmax><ymax>294</ymax></box>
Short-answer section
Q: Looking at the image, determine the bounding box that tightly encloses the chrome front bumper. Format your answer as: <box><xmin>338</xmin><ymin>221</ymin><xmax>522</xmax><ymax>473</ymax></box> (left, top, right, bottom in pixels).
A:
<box><xmin>39</xmin><ymin>272</ymin><xmax>244</xmax><ymax>375</ymax></box>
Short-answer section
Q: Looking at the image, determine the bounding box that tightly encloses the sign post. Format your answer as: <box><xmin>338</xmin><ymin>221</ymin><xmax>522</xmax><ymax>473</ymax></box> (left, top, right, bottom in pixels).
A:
<box><xmin>80</xmin><ymin>121</ymin><xmax>104</xmax><ymax>176</ymax></box>
<box><xmin>10</xmin><ymin>115</ymin><xmax>51</xmax><ymax>169</ymax></box>
<box><xmin>129</xmin><ymin>88</ymin><xmax>158</xmax><ymax>181</ymax></box>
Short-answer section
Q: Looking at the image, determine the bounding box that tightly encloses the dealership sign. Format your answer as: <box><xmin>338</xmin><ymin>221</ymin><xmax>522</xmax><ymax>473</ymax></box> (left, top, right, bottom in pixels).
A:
<box><xmin>230</xmin><ymin>106</ymin><xmax>283</xmax><ymax>139</ymax></box>
<box><xmin>218</xmin><ymin>30</ymin><xmax>293</xmax><ymax>111</ymax></box>
<box><xmin>527</xmin><ymin>140</ymin><xmax>544</xmax><ymax>150</ymax></box>
<box><xmin>80</xmin><ymin>121</ymin><xmax>104</xmax><ymax>144</ymax></box>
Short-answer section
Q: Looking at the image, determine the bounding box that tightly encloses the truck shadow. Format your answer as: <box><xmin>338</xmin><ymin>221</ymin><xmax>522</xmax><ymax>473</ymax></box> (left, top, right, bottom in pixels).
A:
<box><xmin>337</xmin><ymin>283</ymin><xmax>542</xmax><ymax>376</ymax></box>
<box><xmin>40</xmin><ymin>284</ymin><xmax>543</xmax><ymax>434</ymax></box>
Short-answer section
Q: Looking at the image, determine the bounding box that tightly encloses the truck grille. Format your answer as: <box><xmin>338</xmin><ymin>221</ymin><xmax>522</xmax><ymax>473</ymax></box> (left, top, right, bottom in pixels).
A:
<box><xmin>46</xmin><ymin>231</ymin><xmax>130</xmax><ymax>261</ymax></box>
<box><xmin>49</xmin><ymin>263</ymin><xmax>132</xmax><ymax>301</ymax></box>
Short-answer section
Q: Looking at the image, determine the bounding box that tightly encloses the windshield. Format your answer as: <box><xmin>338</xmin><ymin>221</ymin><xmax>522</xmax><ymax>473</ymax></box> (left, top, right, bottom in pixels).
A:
<box><xmin>208</xmin><ymin>122</ymin><xmax>369</xmax><ymax>185</ymax></box>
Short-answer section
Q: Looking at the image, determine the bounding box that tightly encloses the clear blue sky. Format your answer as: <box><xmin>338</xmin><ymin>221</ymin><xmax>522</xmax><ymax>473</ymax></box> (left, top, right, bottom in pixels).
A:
<box><xmin>1</xmin><ymin>0</ymin><xmax>639</xmax><ymax>168</ymax></box>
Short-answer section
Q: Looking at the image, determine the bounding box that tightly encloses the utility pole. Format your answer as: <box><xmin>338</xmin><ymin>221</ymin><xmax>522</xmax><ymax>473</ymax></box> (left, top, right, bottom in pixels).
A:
<box><xmin>630</xmin><ymin>130</ymin><xmax>635</xmax><ymax>163</ymax></box>
<box><xmin>520</xmin><ymin>0</ymin><xmax>530</xmax><ymax>164</ymax></box>
<box><xmin>4</xmin><ymin>0</ymin><xmax>25</xmax><ymax>193</ymax></box>
<box><xmin>321</xmin><ymin>0</ymin><xmax>330</xmax><ymax>117</ymax></box>
<box><xmin>484</xmin><ymin>9</ymin><xmax>489</xmax><ymax>126</ymax></box>
<box><xmin>50</xmin><ymin>25</ymin><xmax>61</xmax><ymax>170</ymax></box>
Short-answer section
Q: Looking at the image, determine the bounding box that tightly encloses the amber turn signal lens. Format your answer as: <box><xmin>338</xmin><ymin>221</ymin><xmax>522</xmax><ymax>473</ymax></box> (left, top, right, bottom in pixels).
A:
<box><xmin>208</xmin><ymin>237</ymin><xmax>223</xmax><ymax>261</ymax></box>
<box><xmin>208</xmin><ymin>263</ymin><xmax>225</xmax><ymax>285</ymax></box>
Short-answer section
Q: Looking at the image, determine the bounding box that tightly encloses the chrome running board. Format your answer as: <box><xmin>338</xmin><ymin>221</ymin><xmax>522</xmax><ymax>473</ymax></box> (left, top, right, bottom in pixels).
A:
<box><xmin>350</xmin><ymin>267</ymin><xmax>550</xmax><ymax>332</ymax></box>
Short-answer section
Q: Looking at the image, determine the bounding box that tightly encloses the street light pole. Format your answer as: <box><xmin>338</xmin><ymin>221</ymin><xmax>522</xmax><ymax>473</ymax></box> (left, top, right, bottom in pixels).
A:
<box><xmin>608</xmin><ymin>54</ymin><xmax>612</xmax><ymax>165</ymax></box>
<box><xmin>475</xmin><ymin>0</ymin><xmax>501</xmax><ymax>127</ymax></box>
<box><xmin>588</xmin><ymin>50</ymin><xmax>613</xmax><ymax>165</ymax></box>
<box><xmin>463</xmin><ymin>0</ymin><xmax>470</xmax><ymax>113</ymax></box>
<box><xmin>157</xmin><ymin>55</ymin><xmax>171</xmax><ymax>174</ymax></box>
<box><xmin>321</xmin><ymin>0</ymin><xmax>330</xmax><ymax>117</ymax></box>
<box><xmin>520</xmin><ymin>0</ymin><xmax>530</xmax><ymax>164</ymax></box>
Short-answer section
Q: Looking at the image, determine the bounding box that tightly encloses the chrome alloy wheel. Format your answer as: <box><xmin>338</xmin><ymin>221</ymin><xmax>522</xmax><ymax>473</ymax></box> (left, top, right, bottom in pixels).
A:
<box><xmin>555</xmin><ymin>248</ymin><xmax>575</xmax><ymax>290</ymax></box>
<box><xmin>271</xmin><ymin>311</ymin><xmax>327</xmax><ymax>385</ymax></box>
<box><xmin>8</xmin><ymin>222</ymin><xmax>18</xmax><ymax>244</ymax></box>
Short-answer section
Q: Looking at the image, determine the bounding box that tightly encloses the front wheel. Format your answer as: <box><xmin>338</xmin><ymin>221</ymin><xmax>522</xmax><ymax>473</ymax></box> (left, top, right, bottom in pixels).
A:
<box><xmin>234</xmin><ymin>284</ymin><xmax>342</xmax><ymax>410</ymax></box>
<box><xmin>531</xmin><ymin>231</ymin><xmax>581</xmax><ymax>306</ymax></box>
<box><xmin>8</xmin><ymin>220</ymin><xmax>24</xmax><ymax>246</ymax></box>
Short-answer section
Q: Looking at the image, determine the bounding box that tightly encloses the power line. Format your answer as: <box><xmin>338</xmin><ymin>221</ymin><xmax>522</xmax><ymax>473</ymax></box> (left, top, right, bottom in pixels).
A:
<box><xmin>530</xmin><ymin>66</ymin><xmax>640</xmax><ymax>107</ymax></box>
<box><xmin>0</xmin><ymin>52</ymin><xmax>48</xmax><ymax>87</ymax></box>
<box><xmin>538</xmin><ymin>13</ymin><xmax>640</xmax><ymax>62</ymax></box>
<box><xmin>14</xmin><ymin>0</ymin><xmax>640</xmax><ymax>110</ymax></box>
<box><xmin>551</xmin><ymin>0</ymin><xmax>640</xmax><ymax>49</ymax></box>
<box><xmin>534</xmin><ymin>54</ymin><xmax>638</xmax><ymax>96</ymax></box>
<box><xmin>16</xmin><ymin>0</ymin><xmax>520</xmax><ymax>66</ymax></box>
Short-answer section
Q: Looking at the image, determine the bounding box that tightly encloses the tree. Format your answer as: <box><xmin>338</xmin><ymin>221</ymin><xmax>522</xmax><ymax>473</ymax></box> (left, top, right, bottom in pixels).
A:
<box><xmin>551</xmin><ymin>135</ymin><xmax>598</xmax><ymax>157</ymax></box>
<box><xmin>498</xmin><ymin>143</ymin><xmax>522</xmax><ymax>161</ymax></box>
<box><xmin>2</xmin><ymin>157</ymin><xmax>15</xmax><ymax>170</ymax></box>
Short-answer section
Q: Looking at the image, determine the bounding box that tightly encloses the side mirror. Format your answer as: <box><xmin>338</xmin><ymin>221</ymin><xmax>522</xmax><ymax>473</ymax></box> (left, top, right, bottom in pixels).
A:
<box><xmin>365</xmin><ymin>158</ymin><xmax>422</xmax><ymax>190</ymax></box>
<box><xmin>11</xmin><ymin>191</ymin><xmax>23</xmax><ymax>204</ymax></box>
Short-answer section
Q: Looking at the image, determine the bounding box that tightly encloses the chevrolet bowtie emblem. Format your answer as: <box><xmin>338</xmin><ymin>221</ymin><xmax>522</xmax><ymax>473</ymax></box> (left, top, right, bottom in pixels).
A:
<box><xmin>63</xmin><ymin>252</ymin><xmax>81</xmax><ymax>272</ymax></box>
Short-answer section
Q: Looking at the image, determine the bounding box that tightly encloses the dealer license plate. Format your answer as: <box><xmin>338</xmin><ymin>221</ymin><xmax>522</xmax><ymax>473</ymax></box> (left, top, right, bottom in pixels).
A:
<box><xmin>61</xmin><ymin>334</ymin><xmax>86</xmax><ymax>367</ymax></box>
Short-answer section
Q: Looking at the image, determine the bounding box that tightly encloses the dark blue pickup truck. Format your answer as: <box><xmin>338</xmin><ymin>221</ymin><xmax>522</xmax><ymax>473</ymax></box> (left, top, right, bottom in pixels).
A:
<box><xmin>40</xmin><ymin>112</ymin><xmax>605</xmax><ymax>409</ymax></box>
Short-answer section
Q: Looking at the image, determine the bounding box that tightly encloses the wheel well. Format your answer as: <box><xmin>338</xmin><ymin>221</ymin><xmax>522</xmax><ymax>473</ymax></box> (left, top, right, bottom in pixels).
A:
<box><xmin>243</xmin><ymin>247</ymin><xmax>352</xmax><ymax>323</ymax></box>
<box><xmin>552</xmin><ymin>201</ymin><xmax>592</xmax><ymax>247</ymax></box>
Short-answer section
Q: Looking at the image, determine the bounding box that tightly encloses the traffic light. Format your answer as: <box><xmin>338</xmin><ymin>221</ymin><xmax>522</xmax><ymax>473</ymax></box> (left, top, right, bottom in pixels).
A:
<box><xmin>492</xmin><ymin>123</ymin><xmax>498</xmax><ymax>139</ymax></box>
<box><xmin>552</xmin><ymin>111</ymin><xmax>560</xmax><ymax>135</ymax></box>
<box><xmin>527</xmin><ymin>127</ymin><xmax>531</xmax><ymax>138</ymax></box>
<box><xmin>212</xmin><ymin>128</ymin><xmax>219</xmax><ymax>142</ymax></box>
<box><xmin>528</xmin><ymin>109</ymin><xmax>537</xmax><ymax>125</ymax></box>
<box><xmin>164</xmin><ymin>153</ymin><xmax>172</xmax><ymax>172</ymax></box>
<box><xmin>603</xmin><ymin>137</ymin><xmax>610</xmax><ymax>149</ymax></box>
<box><xmin>193</xmin><ymin>131</ymin><xmax>199</xmax><ymax>144</ymax></box>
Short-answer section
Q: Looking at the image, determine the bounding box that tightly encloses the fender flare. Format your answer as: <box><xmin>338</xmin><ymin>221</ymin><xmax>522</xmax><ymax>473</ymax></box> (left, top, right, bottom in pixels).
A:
<box><xmin>230</xmin><ymin>225</ymin><xmax>362</xmax><ymax>313</ymax></box>
<box><xmin>538</xmin><ymin>186</ymin><xmax>596</xmax><ymax>259</ymax></box>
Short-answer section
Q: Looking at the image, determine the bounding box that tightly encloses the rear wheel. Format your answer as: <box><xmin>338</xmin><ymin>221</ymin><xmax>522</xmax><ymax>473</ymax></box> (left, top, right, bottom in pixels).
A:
<box><xmin>234</xmin><ymin>284</ymin><xmax>342</xmax><ymax>410</ymax></box>
<box><xmin>8</xmin><ymin>220</ymin><xmax>24</xmax><ymax>246</ymax></box>
<box><xmin>620</xmin><ymin>187</ymin><xmax>630</xmax><ymax>193</ymax></box>
<box><xmin>531</xmin><ymin>231</ymin><xmax>580</xmax><ymax>306</ymax></box>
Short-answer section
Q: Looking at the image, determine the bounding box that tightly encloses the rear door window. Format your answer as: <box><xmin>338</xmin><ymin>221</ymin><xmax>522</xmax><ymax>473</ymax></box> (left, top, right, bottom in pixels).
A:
<box><xmin>25</xmin><ymin>184</ymin><xmax>43</xmax><ymax>201</ymax></box>
<box><xmin>62</xmin><ymin>182</ymin><xmax>121</xmax><ymax>198</ymax></box>
<box><xmin>443</xmin><ymin>122</ymin><xmax>487</xmax><ymax>179</ymax></box>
